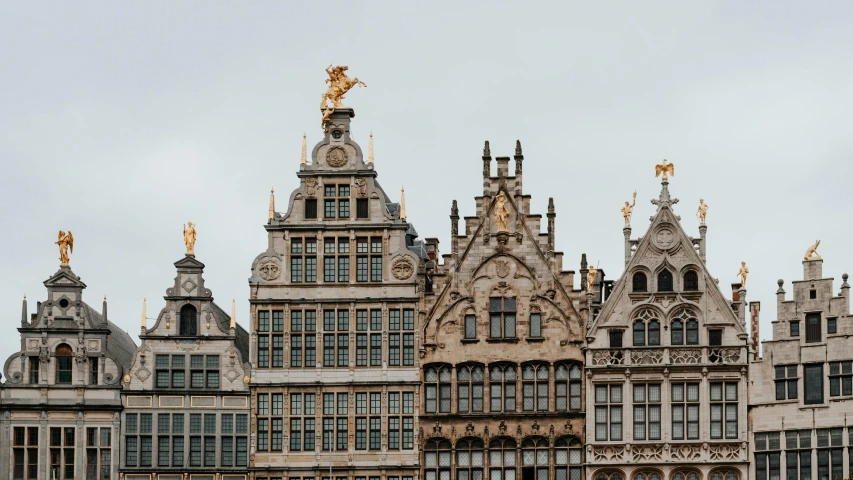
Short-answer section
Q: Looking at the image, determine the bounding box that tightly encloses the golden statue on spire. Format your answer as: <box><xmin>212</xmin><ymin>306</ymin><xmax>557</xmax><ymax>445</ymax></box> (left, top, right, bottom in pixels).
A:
<box><xmin>621</xmin><ymin>191</ymin><xmax>637</xmax><ymax>226</ymax></box>
<box><xmin>183</xmin><ymin>222</ymin><xmax>196</xmax><ymax>256</ymax></box>
<box><xmin>320</xmin><ymin>65</ymin><xmax>366</xmax><ymax>129</ymax></box>
<box><xmin>655</xmin><ymin>159</ymin><xmax>675</xmax><ymax>181</ymax></box>
<box><xmin>56</xmin><ymin>230</ymin><xmax>74</xmax><ymax>266</ymax></box>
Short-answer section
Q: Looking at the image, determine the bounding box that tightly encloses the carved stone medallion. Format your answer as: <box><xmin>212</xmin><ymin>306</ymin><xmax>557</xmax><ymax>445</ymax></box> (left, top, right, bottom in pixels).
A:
<box><xmin>391</xmin><ymin>257</ymin><xmax>414</xmax><ymax>280</ymax></box>
<box><xmin>257</xmin><ymin>257</ymin><xmax>282</xmax><ymax>281</ymax></box>
<box><xmin>495</xmin><ymin>260</ymin><xmax>510</xmax><ymax>278</ymax></box>
<box><xmin>326</xmin><ymin>146</ymin><xmax>348</xmax><ymax>168</ymax></box>
<box><xmin>655</xmin><ymin>228</ymin><xmax>675</xmax><ymax>249</ymax></box>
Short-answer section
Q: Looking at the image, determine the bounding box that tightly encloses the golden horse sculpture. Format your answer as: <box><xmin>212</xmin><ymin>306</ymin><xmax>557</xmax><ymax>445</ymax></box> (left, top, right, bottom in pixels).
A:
<box><xmin>320</xmin><ymin>65</ymin><xmax>366</xmax><ymax>129</ymax></box>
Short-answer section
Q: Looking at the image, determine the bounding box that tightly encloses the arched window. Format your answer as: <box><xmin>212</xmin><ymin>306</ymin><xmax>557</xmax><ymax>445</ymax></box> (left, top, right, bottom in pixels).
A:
<box><xmin>456</xmin><ymin>438</ymin><xmax>484</xmax><ymax>480</ymax></box>
<box><xmin>657</xmin><ymin>270</ymin><xmax>673</xmax><ymax>292</ymax></box>
<box><xmin>709</xmin><ymin>471</ymin><xmax>738</xmax><ymax>480</ymax></box>
<box><xmin>632</xmin><ymin>272</ymin><xmax>647</xmax><ymax>293</ymax></box>
<box><xmin>673</xmin><ymin>309</ymin><xmax>699</xmax><ymax>345</ymax></box>
<box><xmin>633</xmin><ymin>321</ymin><xmax>646</xmax><ymax>346</ymax></box>
<box><xmin>684</xmin><ymin>271</ymin><xmax>699</xmax><ymax>291</ymax></box>
<box><xmin>55</xmin><ymin>344</ymin><xmax>73</xmax><ymax>384</ymax></box>
<box><xmin>425</xmin><ymin>366</ymin><xmax>451</xmax><ymax>413</ymax></box>
<box><xmin>180</xmin><ymin>304</ymin><xmax>197</xmax><ymax>336</ymax></box>
<box><xmin>424</xmin><ymin>439</ymin><xmax>451</xmax><ymax>480</ymax></box>
<box><xmin>671</xmin><ymin>320</ymin><xmax>684</xmax><ymax>345</ymax></box>
<box><xmin>648</xmin><ymin>320</ymin><xmax>660</xmax><ymax>346</ymax></box>
<box><xmin>555</xmin><ymin>437</ymin><xmax>583</xmax><ymax>480</ymax></box>
<box><xmin>672</xmin><ymin>471</ymin><xmax>700</xmax><ymax>480</ymax></box>
<box><xmin>489</xmin><ymin>438</ymin><xmax>517</xmax><ymax>480</ymax></box>
<box><xmin>555</xmin><ymin>363</ymin><xmax>582</xmax><ymax>411</ymax></box>
<box><xmin>634</xmin><ymin>472</ymin><xmax>662</xmax><ymax>480</ymax></box>
<box><xmin>457</xmin><ymin>364</ymin><xmax>484</xmax><ymax>413</ymax></box>
<box><xmin>522</xmin><ymin>437</ymin><xmax>549</xmax><ymax>480</ymax></box>
<box><xmin>522</xmin><ymin>364</ymin><xmax>549</xmax><ymax>412</ymax></box>
<box><xmin>489</xmin><ymin>364</ymin><xmax>517</xmax><ymax>413</ymax></box>
<box><xmin>594</xmin><ymin>471</ymin><xmax>624</xmax><ymax>480</ymax></box>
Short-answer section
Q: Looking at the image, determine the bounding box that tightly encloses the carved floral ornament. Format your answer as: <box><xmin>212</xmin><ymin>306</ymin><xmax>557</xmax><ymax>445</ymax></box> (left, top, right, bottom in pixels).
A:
<box><xmin>326</xmin><ymin>146</ymin><xmax>349</xmax><ymax>168</ymax></box>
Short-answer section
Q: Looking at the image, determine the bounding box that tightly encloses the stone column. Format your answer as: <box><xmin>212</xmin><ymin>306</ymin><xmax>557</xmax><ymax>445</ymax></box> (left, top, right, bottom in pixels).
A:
<box><xmin>623</xmin><ymin>227</ymin><xmax>632</xmax><ymax>266</ymax></box>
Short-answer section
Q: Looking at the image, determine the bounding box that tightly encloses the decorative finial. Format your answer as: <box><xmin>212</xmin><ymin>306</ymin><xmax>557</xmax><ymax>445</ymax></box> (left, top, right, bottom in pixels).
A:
<box><xmin>548</xmin><ymin>197</ymin><xmax>555</xmax><ymax>214</ymax></box>
<box><xmin>400</xmin><ymin>186</ymin><xmax>407</xmax><ymax>221</ymax></box>
<box><xmin>655</xmin><ymin>159</ymin><xmax>675</xmax><ymax>182</ymax></box>
<box><xmin>183</xmin><ymin>222</ymin><xmax>196</xmax><ymax>256</ymax></box>
<box><xmin>368</xmin><ymin>132</ymin><xmax>374</xmax><ymax>164</ymax></box>
<box><xmin>320</xmin><ymin>65</ymin><xmax>366</xmax><ymax>129</ymax></box>
<box><xmin>804</xmin><ymin>240</ymin><xmax>821</xmax><ymax>261</ymax></box>
<box><xmin>56</xmin><ymin>230</ymin><xmax>74</xmax><ymax>266</ymax></box>
<box><xmin>696</xmin><ymin>199</ymin><xmax>709</xmax><ymax>225</ymax></box>
<box><xmin>621</xmin><ymin>191</ymin><xmax>637</xmax><ymax>227</ymax></box>
<box><xmin>230</xmin><ymin>298</ymin><xmax>236</xmax><ymax>330</ymax></box>
<box><xmin>268</xmin><ymin>189</ymin><xmax>275</xmax><ymax>223</ymax></box>
<box><xmin>102</xmin><ymin>295</ymin><xmax>108</xmax><ymax>324</ymax></box>
<box><xmin>300</xmin><ymin>133</ymin><xmax>307</xmax><ymax>165</ymax></box>
<box><xmin>21</xmin><ymin>294</ymin><xmax>28</xmax><ymax>326</ymax></box>
<box><xmin>451</xmin><ymin>199</ymin><xmax>458</xmax><ymax>217</ymax></box>
<box><xmin>483</xmin><ymin>140</ymin><xmax>491</xmax><ymax>157</ymax></box>
<box><xmin>141</xmin><ymin>297</ymin><xmax>147</xmax><ymax>330</ymax></box>
<box><xmin>515</xmin><ymin>140</ymin><xmax>522</xmax><ymax>156</ymax></box>
<box><xmin>737</xmin><ymin>262</ymin><xmax>749</xmax><ymax>288</ymax></box>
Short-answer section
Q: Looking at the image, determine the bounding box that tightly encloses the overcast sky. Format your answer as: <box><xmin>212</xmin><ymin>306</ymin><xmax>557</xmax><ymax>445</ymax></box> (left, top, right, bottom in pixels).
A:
<box><xmin>2</xmin><ymin>2</ymin><xmax>852</xmax><ymax>362</ymax></box>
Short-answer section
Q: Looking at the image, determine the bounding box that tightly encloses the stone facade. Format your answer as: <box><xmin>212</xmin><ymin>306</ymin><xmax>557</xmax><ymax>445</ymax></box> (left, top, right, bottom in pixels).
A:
<box><xmin>120</xmin><ymin>254</ymin><xmax>251</xmax><ymax>480</ymax></box>
<box><xmin>584</xmin><ymin>180</ymin><xmax>750</xmax><ymax>480</ymax></box>
<box><xmin>247</xmin><ymin>108</ymin><xmax>426</xmax><ymax>480</ymax></box>
<box><xmin>420</xmin><ymin>141</ymin><xmax>587</xmax><ymax>480</ymax></box>
<box><xmin>1</xmin><ymin>265</ymin><xmax>136</xmax><ymax>480</ymax></box>
<box><xmin>748</xmin><ymin>258</ymin><xmax>853</xmax><ymax>480</ymax></box>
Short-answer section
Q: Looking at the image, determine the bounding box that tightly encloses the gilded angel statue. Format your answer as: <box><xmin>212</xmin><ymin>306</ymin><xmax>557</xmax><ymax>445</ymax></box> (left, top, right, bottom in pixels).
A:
<box><xmin>56</xmin><ymin>230</ymin><xmax>74</xmax><ymax>265</ymax></box>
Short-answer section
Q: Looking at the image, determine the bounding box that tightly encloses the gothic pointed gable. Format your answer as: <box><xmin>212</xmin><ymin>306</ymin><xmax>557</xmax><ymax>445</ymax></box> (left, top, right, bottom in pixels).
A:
<box><xmin>588</xmin><ymin>180</ymin><xmax>747</xmax><ymax>344</ymax></box>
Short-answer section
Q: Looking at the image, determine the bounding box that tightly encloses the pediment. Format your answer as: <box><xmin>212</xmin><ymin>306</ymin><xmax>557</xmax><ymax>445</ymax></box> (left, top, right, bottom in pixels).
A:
<box><xmin>43</xmin><ymin>267</ymin><xmax>87</xmax><ymax>289</ymax></box>
<box><xmin>174</xmin><ymin>255</ymin><xmax>205</xmax><ymax>270</ymax></box>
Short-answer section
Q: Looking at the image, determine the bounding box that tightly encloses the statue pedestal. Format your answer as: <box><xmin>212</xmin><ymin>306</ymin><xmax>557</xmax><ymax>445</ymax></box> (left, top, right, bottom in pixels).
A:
<box><xmin>803</xmin><ymin>258</ymin><xmax>823</xmax><ymax>280</ymax></box>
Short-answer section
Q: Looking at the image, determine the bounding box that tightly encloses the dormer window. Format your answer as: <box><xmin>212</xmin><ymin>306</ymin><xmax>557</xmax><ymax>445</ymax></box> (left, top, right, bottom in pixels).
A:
<box><xmin>180</xmin><ymin>305</ymin><xmax>197</xmax><ymax>336</ymax></box>
<box><xmin>55</xmin><ymin>344</ymin><xmax>73</xmax><ymax>384</ymax></box>
<box><xmin>632</xmin><ymin>272</ymin><xmax>648</xmax><ymax>293</ymax></box>
<box><xmin>683</xmin><ymin>271</ymin><xmax>699</xmax><ymax>291</ymax></box>
<box><xmin>658</xmin><ymin>270</ymin><xmax>673</xmax><ymax>292</ymax></box>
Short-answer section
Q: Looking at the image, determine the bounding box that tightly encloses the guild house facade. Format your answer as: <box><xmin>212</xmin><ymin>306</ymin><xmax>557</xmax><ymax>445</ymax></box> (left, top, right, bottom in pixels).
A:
<box><xmin>119</xmin><ymin>237</ymin><xmax>251</xmax><ymax>480</ymax></box>
<box><xmin>5</xmin><ymin>65</ymin><xmax>853</xmax><ymax>480</ymax></box>
<box><xmin>419</xmin><ymin>141</ymin><xmax>588</xmax><ymax>480</ymax></box>
<box><xmin>584</xmin><ymin>174</ymin><xmax>751</xmax><ymax>480</ymax></box>
<box><xmin>246</xmin><ymin>106</ymin><xmax>427</xmax><ymax>480</ymax></box>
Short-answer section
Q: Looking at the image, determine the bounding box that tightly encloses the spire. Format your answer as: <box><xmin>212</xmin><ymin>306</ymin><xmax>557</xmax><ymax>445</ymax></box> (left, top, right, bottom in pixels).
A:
<box><xmin>483</xmin><ymin>140</ymin><xmax>491</xmax><ymax>157</ymax></box>
<box><xmin>21</xmin><ymin>294</ymin><xmax>27</xmax><ymax>326</ymax></box>
<box><xmin>140</xmin><ymin>297</ymin><xmax>147</xmax><ymax>331</ymax></box>
<box><xmin>300</xmin><ymin>133</ymin><xmax>307</xmax><ymax>165</ymax></box>
<box><xmin>515</xmin><ymin>140</ymin><xmax>522</xmax><ymax>156</ymax></box>
<box><xmin>230</xmin><ymin>298</ymin><xmax>236</xmax><ymax>330</ymax></box>
<box><xmin>268</xmin><ymin>188</ymin><xmax>275</xmax><ymax>223</ymax></box>
<box><xmin>368</xmin><ymin>132</ymin><xmax>374</xmax><ymax>164</ymax></box>
<box><xmin>102</xmin><ymin>295</ymin><xmax>108</xmax><ymax>325</ymax></box>
<box><xmin>400</xmin><ymin>186</ymin><xmax>407</xmax><ymax>221</ymax></box>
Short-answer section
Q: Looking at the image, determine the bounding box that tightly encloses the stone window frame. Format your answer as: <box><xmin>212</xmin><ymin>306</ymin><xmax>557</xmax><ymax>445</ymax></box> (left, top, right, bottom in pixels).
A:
<box><xmin>555</xmin><ymin>362</ymin><xmax>583</xmax><ymax>412</ymax></box>
<box><xmin>631</xmin><ymin>307</ymin><xmax>662</xmax><ymax>347</ymax></box>
<box><xmin>457</xmin><ymin>363</ymin><xmax>485</xmax><ymax>413</ymax></box>
<box><xmin>488</xmin><ymin>362</ymin><xmax>518</xmax><ymax>413</ymax></box>
<box><xmin>424</xmin><ymin>363</ymin><xmax>453</xmax><ymax>414</ymax></box>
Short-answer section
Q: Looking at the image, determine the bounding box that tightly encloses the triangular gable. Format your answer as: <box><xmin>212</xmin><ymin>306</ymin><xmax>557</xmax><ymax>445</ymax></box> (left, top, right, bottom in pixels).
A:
<box><xmin>174</xmin><ymin>255</ymin><xmax>206</xmax><ymax>270</ymax></box>
<box><xmin>588</xmin><ymin>182</ymin><xmax>745</xmax><ymax>336</ymax></box>
<box><xmin>43</xmin><ymin>267</ymin><xmax>87</xmax><ymax>289</ymax></box>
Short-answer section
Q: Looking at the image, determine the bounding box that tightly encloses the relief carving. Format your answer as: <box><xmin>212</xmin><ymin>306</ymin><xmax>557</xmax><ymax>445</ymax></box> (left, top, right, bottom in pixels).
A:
<box><xmin>326</xmin><ymin>146</ymin><xmax>349</xmax><ymax>168</ymax></box>
<box><xmin>258</xmin><ymin>257</ymin><xmax>282</xmax><ymax>281</ymax></box>
<box><xmin>391</xmin><ymin>257</ymin><xmax>415</xmax><ymax>280</ymax></box>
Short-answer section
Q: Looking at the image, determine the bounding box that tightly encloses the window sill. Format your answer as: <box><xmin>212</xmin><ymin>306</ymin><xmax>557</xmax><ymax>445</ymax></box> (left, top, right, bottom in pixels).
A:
<box><xmin>461</xmin><ymin>339</ymin><xmax>480</xmax><ymax>344</ymax></box>
<box><xmin>800</xmin><ymin>404</ymin><xmax>829</xmax><ymax>410</ymax></box>
<box><xmin>829</xmin><ymin>395</ymin><xmax>853</xmax><ymax>402</ymax></box>
<box><xmin>525</xmin><ymin>337</ymin><xmax>545</xmax><ymax>343</ymax></box>
<box><xmin>486</xmin><ymin>338</ymin><xmax>520</xmax><ymax>344</ymax></box>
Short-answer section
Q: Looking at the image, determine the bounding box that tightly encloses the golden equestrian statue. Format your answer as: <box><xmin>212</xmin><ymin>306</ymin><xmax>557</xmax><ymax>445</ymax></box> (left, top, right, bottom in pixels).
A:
<box><xmin>183</xmin><ymin>222</ymin><xmax>196</xmax><ymax>256</ymax></box>
<box><xmin>56</xmin><ymin>230</ymin><xmax>74</xmax><ymax>266</ymax></box>
<box><xmin>655</xmin><ymin>159</ymin><xmax>675</xmax><ymax>181</ymax></box>
<box><xmin>804</xmin><ymin>239</ymin><xmax>821</xmax><ymax>261</ymax></box>
<box><xmin>320</xmin><ymin>65</ymin><xmax>366</xmax><ymax>129</ymax></box>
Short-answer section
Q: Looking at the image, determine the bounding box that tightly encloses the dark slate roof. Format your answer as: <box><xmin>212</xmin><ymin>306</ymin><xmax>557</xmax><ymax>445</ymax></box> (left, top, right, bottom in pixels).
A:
<box><xmin>210</xmin><ymin>302</ymin><xmax>250</xmax><ymax>361</ymax></box>
<box><xmin>84</xmin><ymin>304</ymin><xmax>137</xmax><ymax>371</ymax></box>
<box><xmin>408</xmin><ymin>239</ymin><xmax>428</xmax><ymax>259</ymax></box>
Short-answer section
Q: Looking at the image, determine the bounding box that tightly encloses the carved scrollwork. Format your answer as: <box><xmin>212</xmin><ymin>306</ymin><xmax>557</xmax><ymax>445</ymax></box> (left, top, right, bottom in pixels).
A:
<box><xmin>670</xmin><ymin>444</ymin><xmax>702</xmax><ymax>461</ymax></box>
<box><xmin>670</xmin><ymin>348</ymin><xmax>702</xmax><ymax>364</ymax></box>
<box><xmin>632</xmin><ymin>444</ymin><xmax>664</xmax><ymax>461</ymax></box>
<box><xmin>591</xmin><ymin>445</ymin><xmax>625</xmax><ymax>462</ymax></box>
<box><xmin>631</xmin><ymin>349</ymin><xmax>663</xmax><ymax>365</ymax></box>
<box><xmin>592</xmin><ymin>350</ymin><xmax>624</xmax><ymax>366</ymax></box>
<box><xmin>708</xmin><ymin>348</ymin><xmax>741</xmax><ymax>364</ymax></box>
<box><xmin>709</xmin><ymin>443</ymin><xmax>741</xmax><ymax>461</ymax></box>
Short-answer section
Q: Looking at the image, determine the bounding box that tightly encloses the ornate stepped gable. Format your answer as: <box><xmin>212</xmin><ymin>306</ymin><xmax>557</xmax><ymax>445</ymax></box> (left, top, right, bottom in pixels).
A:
<box><xmin>585</xmin><ymin>176</ymin><xmax>749</xmax><ymax>480</ymax></box>
<box><xmin>420</xmin><ymin>140</ymin><xmax>587</xmax><ymax>480</ymax></box>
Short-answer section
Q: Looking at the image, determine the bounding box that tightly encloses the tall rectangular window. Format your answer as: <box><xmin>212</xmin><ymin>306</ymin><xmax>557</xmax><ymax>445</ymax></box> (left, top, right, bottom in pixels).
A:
<box><xmin>672</xmin><ymin>383</ymin><xmax>700</xmax><ymax>440</ymax></box>
<box><xmin>632</xmin><ymin>384</ymin><xmax>661</xmax><ymax>441</ymax></box>
<box><xmin>305</xmin><ymin>198</ymin><xmax>318</xmax><ymax>219</ymax></box>
<box><xmin>817</xmin><ymin>428</ymin><xmax>843</xmax><ymax>480</ymax></box>
<box><xmin>529</xmin><ymin>313</ymin><xmax>542</xmax><ymax>338</ymax></box>
<box><xmin>784</xmin><ymin>429</ymin><xmax>811</xmax><ymax>480</ymax></box>
<box><xmin>356</xmin><ymin>198</ymin><xmax>368</xmax><ymax>218</ymax></box>
<box><xmin>464</xmin><ymin>315</ymin><xmax>477</xmax><ymax>339</ymax></box>
<box><xmin>710</xmin><ymin>382</ymin><xmax>738</xmax><ymax>439</ymax></box>
<box><xmin>754</xmin><ymin>432</ymin><xmax>781</xmax><ymax>480</ymax></box>
<box><xmin>775</xmin><ymin>365</ymin><xmax>798</xmax><ymax>400</ymax></box>
<box><xmin>805</xmin><ymin>313</ymin><xmax>821</xmax><ymax>343</ymax></box>
<box><xmin>804</xmin><ymin>364</ymin><xmax>824</xmax><ymax>405</ymax></box>
<box><xmin>594</xmin><ymin>384</ymin><xmax>622</xmax><ymax>441</ymax></box>
<box><xmin>86</xmin><ymin>427</ymin><xmax>111</xmax><ymax>478</ymax></box>
<box><xmin>49</xmin><ymin>427</ymin><xmax>75</xmax><ymax>479</ymax></box>
<box><xmin>291</xmin><ymin>238</ymin><xmax>317</xmax><ymax>283</ymax></box>
<box><xmin>790</xmin><ymin>321</ymin><xmax>800</xmax><ymax>337</ymax></box>
<box><xmin>829</xmin><ymin>361</ymin><xmax>853</xmax><ymax>397</ymax></box>
<box><xmin>489</xmin><ymin>297</ymin><xmax>517</xmax><ymax>339</ymax></box>
<box><xmin>29</xmin><ymin>357</ymin><xmax>39</xmax><ymax>384</ymax></box>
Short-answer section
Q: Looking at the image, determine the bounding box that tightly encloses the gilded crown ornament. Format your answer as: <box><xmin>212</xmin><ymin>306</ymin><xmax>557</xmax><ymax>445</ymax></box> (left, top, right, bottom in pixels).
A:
<box><xmin>56</xmin><ymin>230</ymin><xmax>74</xmax><ymax>266</ymax></box>
<box><xmin>655</xmin><ymin>159</ymin><xmax>675</xmax><ymax>181</ymax></box>
<box><xmin>320</xmin><ymin>65</ymin><xmax>366</xmax><ymax>130</ymax></box>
